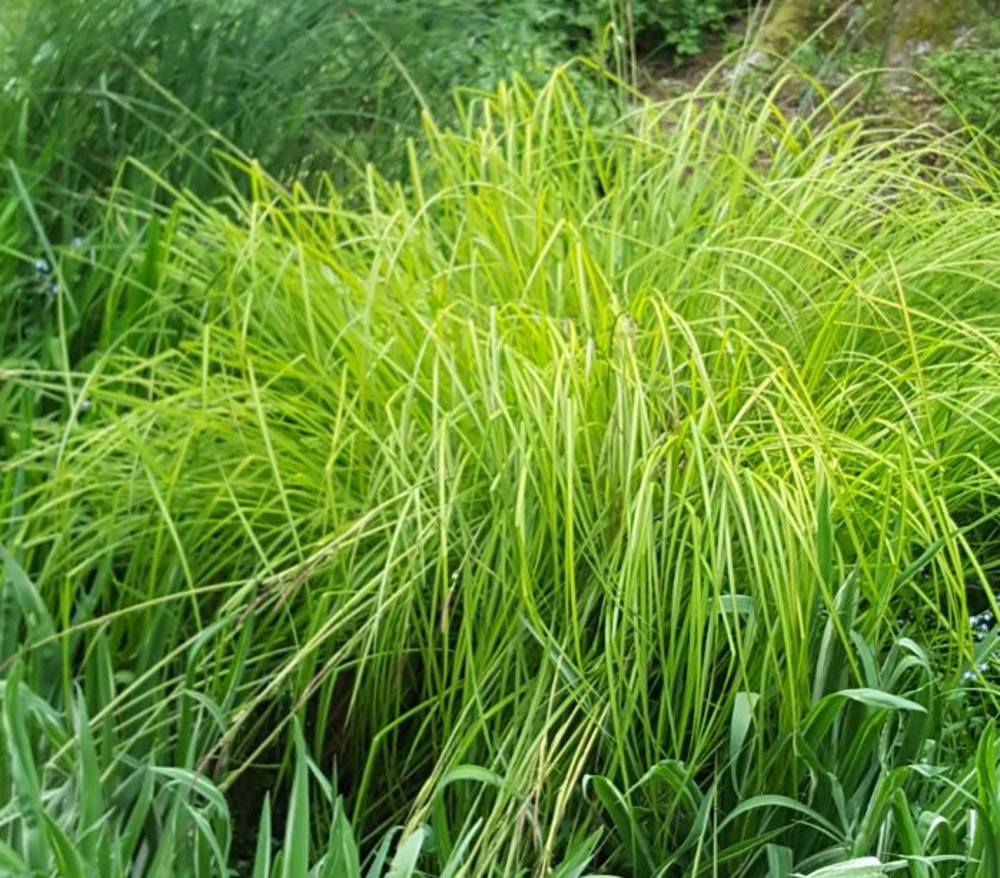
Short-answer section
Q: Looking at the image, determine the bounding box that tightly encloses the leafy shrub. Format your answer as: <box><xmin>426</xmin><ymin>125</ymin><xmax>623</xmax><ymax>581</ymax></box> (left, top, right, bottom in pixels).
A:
<box><xmin>539</xmin><ymin>0</ymin><xmax>749</xmax><ymax>60</ymax></box>
<box><xmin>617</xmin><ymin>0</ymin><xmax>744</xmax><ymax>58</ymax></box>
<box><xmin>925</xmin><ymin>45</ymin><xmax>1000</xmax><ymax>140</ymax></box>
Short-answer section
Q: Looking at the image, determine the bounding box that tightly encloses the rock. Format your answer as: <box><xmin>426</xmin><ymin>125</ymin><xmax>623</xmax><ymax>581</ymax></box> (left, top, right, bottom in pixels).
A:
<box><xmin>753</xmin><ymin>0</ymin><xmax>988</xmax><ymax>67</ymax></box>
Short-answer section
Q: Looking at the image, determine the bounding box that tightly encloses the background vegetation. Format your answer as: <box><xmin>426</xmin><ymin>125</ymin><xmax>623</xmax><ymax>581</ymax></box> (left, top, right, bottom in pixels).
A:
<box><xmin>3</xmin><ymin>1</ymin><xmax>1000</xmax><ymax>876</ymax></box>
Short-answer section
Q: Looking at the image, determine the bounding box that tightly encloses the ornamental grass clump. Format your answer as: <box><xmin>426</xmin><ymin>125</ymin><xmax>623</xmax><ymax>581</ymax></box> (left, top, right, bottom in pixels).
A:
<box><xmin>6</xmin><ymin>68</ymin><xmax>1000</xmax><ymax>873</ymax></box>
<box><xmin>0</xmin><ymin>0</ymin><xmax>589</xmax><ymax>452</ymax></box>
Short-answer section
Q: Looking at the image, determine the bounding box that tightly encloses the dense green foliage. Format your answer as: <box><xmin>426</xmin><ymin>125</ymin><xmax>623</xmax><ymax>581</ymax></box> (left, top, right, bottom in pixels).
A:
<box><xmin>926</xmin><ymin>39</ymin><xmax>1000</xmax><ymax>143</ymax></box>
<box><xmin>4</xmin><ymin>2</ymin><xmax>1000</xmax><ymax>876</ymax></box>
<box><xmin>4</xmin><ymin>0</ymin><xmax>568</xmax><ymax>188</ymax></box>
<box><xmin>529</xmin><ymin>0</ymin><xmax>749</xmax><ymax>59</ymax></box>
<box><xmin>603</xmin><ymin>0</ymin><xmax>745</xmax><ymax>57</ymax></box>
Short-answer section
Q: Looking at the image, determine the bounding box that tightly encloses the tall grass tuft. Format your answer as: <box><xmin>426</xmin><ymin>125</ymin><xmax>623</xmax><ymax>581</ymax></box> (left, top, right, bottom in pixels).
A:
<box><xmin>0</xmin><ymin>0</ymin><xmax>599</xmax><ymax>470</ymax></box>
<box><xmin>6</xmin><ymin>67</ymin><xmax>1000</xmax><ymax>872</ymax></box>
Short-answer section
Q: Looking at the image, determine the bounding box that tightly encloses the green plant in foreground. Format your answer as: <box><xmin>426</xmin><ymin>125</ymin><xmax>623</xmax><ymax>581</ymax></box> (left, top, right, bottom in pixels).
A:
<box><xmin>0</xmin><ymin>548</ymin><xmax>600</xmax><ymax>877</ymax></box>
<box><xmin>5</xmin><ymin>64</ymin><xmax>1000</xmax><ymax>874</ymax></box>
<box><xmin>6</xmin><ymin>555</ymin><xmax>1000</xmax><ymax>876</ymax></box>
<box><xmin>587</xmin><ymin>572</ymin><xmax>1000</xmax><ymax>875</ymax></box>
<box><xmin>0</xmin><ymin>658</ymin><xmax>231</xmax><ymax>877</ymax></box>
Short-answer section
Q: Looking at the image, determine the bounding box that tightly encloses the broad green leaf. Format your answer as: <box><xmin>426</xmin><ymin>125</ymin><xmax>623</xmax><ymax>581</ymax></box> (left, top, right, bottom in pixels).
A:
<box><xmin>281</xmin><ymin>720</ymin><xmax>311</xmax><ymax>878</ymax></box>
<box><xmin>118</xmin><ymin>768</ymin><xmax>157</xmax><ymax>866</ymax></box>
<box><xmin>363</xmin><ymin>829</ymin><xmax>398</xmax><ymax>878</ymax></box>
<box><xmin>888</xmin><ymin>790</ymin><xmax>927</xmax><ymax>878</ymax></box>
<box><xmin>252</xmin><ymin>794</ymin><xmax>272</xmax><ymax>878</ymax></box>
<box><xmin>0</xmin><ymin>545</ymin><xmax>56</xmax><ymax>671</ymax></box>
<box><xmin>729</xmin><ymin>692</ymin><xmax>759</xmax><ymax>793</ymax></box>
<box><xmin>583</xmin><ymin>775</ymin><xmax>654</xmax><ymax>874</ymax></box>
<box><xmin>707</xmin><ymin>594</ymin><xmax>756</xmax><ymax>616</ymax></box>
<box><xmin>549</xmin><ymin>829</ymin><xmax>601</xmax><ymax>878</ymax></box>
<box><xmin>72</xmin><ymin>692</ymin><xmax>103</xmax><ymax>839</ymax></box>
<box><xmin>439</xmin><ymin>819</ymin><xmax>483</xmax><ymax>878</ymax></box>
<box><xmin>40</xmin><ymin>812</ymin><xmax>86</xmax><ymax>878</ymax></box>
<box><xmin>797</xmin><ymin>857</ymin><xmax>889</xmax><ymax>877</ymax></box>
<box><xmin>149</xmin><ymin>767</ymin><xmax>230</xmax><ymax>820</ymax></box>
<box><xmin>838</xmin><ymin>689</ymin><xmax>926</xmax><ymax>714</ymax></box>
<box><xmin>973</xmin><ymin>725</ymin><xmax>1000</xmax><ymax>871</ymax></box>
<box><xmin>319</xmin><ymin>797</ymin><xmax>360</xmax><ymax>878</ymax></box>
<box><xmin>1</xmin><ymin>663</ymin><xmax>44</xmax><ymax>871</ymax></box>
<box><xmin>635</xmin><ymin>759</ymin><xmax>702</xmax><ymax>817</ymax></box>
<box><xmin>386</xmin><ymin>826</ymin><xmax>427</xmax><ymax>878</ymax></box>
<box><xmin>719</xmin><ymin>795</ymin><xmax>841</xmax><ymax>841</ymax></box>
<box><xmin>767</xmin><ymin>844</ymin><xmax>793</xmax><ymax>878</ymax></box>
<box><xmin>0</xmin><ymin>838</ymin><xmax>28</xmax><ymax>873</ymax></box>
<box><xmin>815</xmin><ymin>477</ymin><xmax>834</xmax><ymax>590</ymax></box>
<box><xmin>439</xmin><ymin>764</ymin><xmax>506</xmax><ymax>790</ymax></box>
<box><xmin>812</xmin><ymin>569</ymin><xmax>858</xmax><ymax>702</ymax></box>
